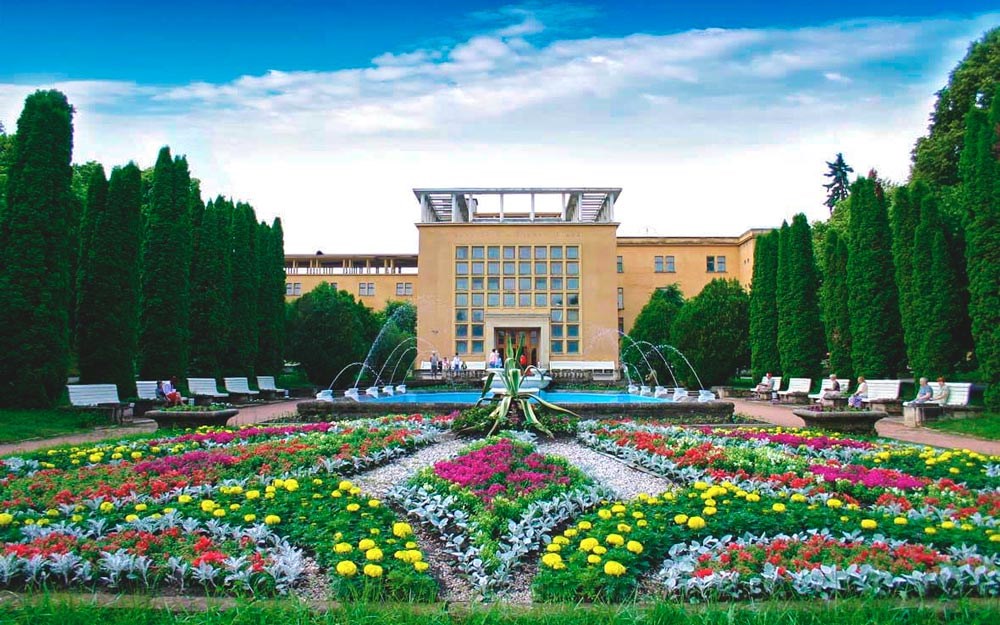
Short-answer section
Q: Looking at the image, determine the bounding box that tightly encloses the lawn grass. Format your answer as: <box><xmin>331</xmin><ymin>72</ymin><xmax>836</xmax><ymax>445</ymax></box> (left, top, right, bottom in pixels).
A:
<box><xmin>0</xmin><ymin>409</ymin><xmax>106</xmax><ymax>444</ymax></box>
<box><xmin>2</xmin><ymin>598</ymin><xmax>998</xmax><ymax>625</ymax></box>
<box><xmin>927</xmin><ymin>412</ymin><xmax>1000</xmax><ymax>441</ymax></box>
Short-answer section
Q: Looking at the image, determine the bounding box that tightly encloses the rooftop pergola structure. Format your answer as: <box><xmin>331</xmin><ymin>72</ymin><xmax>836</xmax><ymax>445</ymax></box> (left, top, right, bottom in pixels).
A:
<box><xmin>414</xmin><ymin>187</ymin><xmax>622</xmax><ymax>224</ymax></box>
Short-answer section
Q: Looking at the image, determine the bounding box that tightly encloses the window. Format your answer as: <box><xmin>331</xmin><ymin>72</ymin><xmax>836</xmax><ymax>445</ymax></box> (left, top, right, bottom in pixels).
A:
<box><xmin>566</xmin><ymin>340</ymin><xmax>579</xmax><ymax>354</ymax></box>
<box><xmin>519</xmin><ymin>246</ymin><xmax>531</xmax><ymax>259</ymax></box>
<box><xmin>472</xmin><ymin>324</ymin><xmax>484</xmax><ymax>337</ymax></box>
<box><xmin>518</xmin><ymin>261</ymin><xmax>531</xmax><ymax>274</ymax></box>
<box><xmin>503</xmin><ymin>262</ymin><xmax>515</xmax><ymax>275</ymax></box>
<box><xmin>535</xmin><ymin>246</ymin><xmax>547</xmax><ymax>260</ymax></box>
<box><xmin>518</xmin><ymin>277</ymin><xmax>532</xmax><ymax>291</ymax></box>
<box><xmin>654</xmin><ymin>256</ymin><xmax>663</xmax><ymax>273</ymax></box>
<box><xmin>455</xmin><ymin>309</ymin><xmax>468</xmax><ymax>321</ymax></box>
<box><xmin>666</xmin><ymin>255</ymin><xmax>675</xmax><ymax>272</ymax></box>
<box><xmin>519</xmin><ymin>293</ymin><xmax>531</xmax><ymax>307</ymax></box>
<box><xmin>550</xmin><ymin>246</ymin><xmax>563</xmax><ymax>260</ymax></box>
<box><xmin>552</xmin><ymin>325</ymin><xmax>563</xmax><ymax>338</ymax></box>
<box><xmin>472</xmin><ymin>293</ymin><xmax>484</xmax><ymax>306</ymax></box>
<box><xmin>487</xmin><ymin>293</ymin><xmax>500</xmax><ymax>307</ymax></box>
<box><xmin>471</xmin><ymin>246</ymin><xmax>485</xmax><ymax>259</ymax></box>
<box><xmin>456</xmin><ymin>341</ymin><xmax>468</xmax><ymax>354</ymax></box>
<box><xmin>503</xmin><ymin>292</ymin><xmax>516</xmax><ymax>307</ymax></box>
<box><xmin>618</xmin><ymin>317</ymin><xmax>625</xmax><ymax>334</ymax></box>
<box><xmin>455</xmin><ymin>246</ymin><xmax>469</xmax><ymax>259</ymax></box>
<box><xmin>471</xmin><ymin>261</ymin><xmax>484</xmax><ymax>275</ymax></box>
<box><xmin>551</xmin><ymin>293</ymin><xmax>564</xmax><ymax>307</ymax></box>
<box><xmin>567</xmin><ymin>262</ymin><xmax>579</xmax><ymax>275</ymax></box>
<box><xmin>455</xmin><ymin>293</ymin><xmax>468</xmax><ymax>306</ymax></box>
<box><xmin>617</xmin><ymin>256</ymin><xmax>623</xmax><ymax>273</ymax></box>
<box><xmin>551</xmin><ymin>309</ymin><xmax>563</xmax><ymax>322</ymax></box>
<box><xmin>550</xmin><ymin>277</ymin><xmax>563</xmax><ymax>290</ymax></box>
<box><xmin>487</xmin><ymin>261</ymin><xmax>500</xmax><ymax>275</ymax></box>
<box><xmin>567</xmin><ymin>309</ymin><xmax>579</xmax><ymax>322</ymax></box>
<box><xmin>503</xmin><ymin>246</ymin><xmax>516</xmax><ymax>259</ymax></box>
<box><xmin>567</xmin><ymin>277</ymin><xmax>579</xmax><ymax>290</ymax></box>
<box><xmin>456</xmin><ymin>262</ymin><xmax>469</xmax><ymax>274</ymax></box>
<box><xmin>487</xmin><ymin>246</ymin><xmax>500</xmax><ymax>259</ymax></box>
<box><xmin>285</xmin><ymin>283</ymin><xmax>293</xmax><ymax>296</ymax></box>
<box><xmin>707</xmin><ymin>255</ymin><xmax>726</xmax><ymax>273</ymax></box>
<box><xmin>550</xmin><ymin>261</ymin><xmax>563</xmax><ymax>275</ymax></box>
<box><xmin>487</xmin><ymin>277</ymin><xmax>500</xmax><ymax>291</ymax></box>
<box><xmin>330</xmin><ymin>283</ymin><xmax>337</xmax><ymax>291</ymax></box>
<box><xmin>455</xmin><ymin>324</ymin><xmax>468</xmax><ymax>337</ymax></box>
<box><xmin>359</xmin><ymin>282</ymin><xmax>375</xmax><ymax>296</ymax></box>
<box><xmin>285</xmin><ymin>282</ymin><xmax>303</xmax><ymax>296</ymax></box>
<box><xmin>471</xmin><ymin>340</ymin><xmax>484</xmax><ymax>353</ymax></box>
<box><xmin>617</xmin><ymin>287</ymin><xmax>624</xmax><ymax>310</ymax></box>
<box><xmin>567</xmin><ymin>292</ymin><xmax>579</xmax><ymax>306</ymax></box>
<box><xmin>503</xmin><ymin>277</ymin><xmax>516</xmax><ymax>290</ymax></box>
<box><xmin>455</xmin><ymin>278</ymin><xmax>468</xmax><ymax>291</ymax></box>
<box><xmin>397</xmin><ymin>282</ymin><xmax>413</xmax><ymax>296</ymax></box>
<box><xmin>567</xmin><ymin>324</ymin><xmax>579</xmax><ymax>337</ymax></box>
<box><xmin>566</xmin><ymin>246</ymin><xmax>579</xmax><ymax>259</ymax></box>
<box><xmin>551</xmin><ymin>340</ymin><xmax>564</xmax><ymax>354</ymax></box>
<box><xmin>471</xmin><ymin>277</ymin><xmax>484</xmax><ymax>290</ymax></box>
<box><xmin>534</xmin><ymin>293</ymin><xmax>547</xmax><ymax>307</ymax></box>
<box><xmin>471</xmin><ymin>309</ymin><xmax>484</xmax><ymax>322</ymax></box>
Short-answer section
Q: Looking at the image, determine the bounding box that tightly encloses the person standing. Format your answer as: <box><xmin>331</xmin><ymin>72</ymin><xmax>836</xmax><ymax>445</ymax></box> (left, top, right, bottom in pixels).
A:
<box><xmin>430</xmin><ymin>352</ymin><xmax>439</xmax><ymax>379</ymax></box>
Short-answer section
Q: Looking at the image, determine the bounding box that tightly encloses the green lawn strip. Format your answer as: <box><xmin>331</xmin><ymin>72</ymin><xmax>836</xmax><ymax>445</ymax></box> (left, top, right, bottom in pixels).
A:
<box><xmin>1</xmin><ymin>596</ymin><xmax>998</xmax><ymax>625</ymax></box>
<box><xmin>0</xmin><ymin>409</ymin><xmax>107</xmax><ymax>444</ymax></box>
<box><xmin>926</xmin><ymin>413</ymin><xmax>1000</xmax><ymax>441</ymax></box>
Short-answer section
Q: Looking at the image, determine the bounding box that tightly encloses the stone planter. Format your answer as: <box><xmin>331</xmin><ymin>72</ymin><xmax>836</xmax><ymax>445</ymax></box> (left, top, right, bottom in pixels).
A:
<box><xmin>144</xmin><ymin>408</ymin><xmax>239</xmax><ymax>429</ymax></box>
<box><xmin>902</xmin><ymin>404</ymin><xmax>942</xmax><ymax>427</ymax></box>
<box><xmin>792</xmin><ymin>409</ymin><xmax>885</xmax><ymax>435</ymax></box>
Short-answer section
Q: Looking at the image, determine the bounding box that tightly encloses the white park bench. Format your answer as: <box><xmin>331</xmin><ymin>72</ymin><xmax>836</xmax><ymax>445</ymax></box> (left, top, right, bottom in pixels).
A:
<box><xmin>187</xmin><ymin>378</ymin><xmax>229</xmax><ymax>404</ymax></box>
<box><xmin>464</xmin><ymin>361</ymin><xmax>486</xmax><ymax>371</ymax></box>
<box><xmin>861</xmin><ymin>379</ymin><xmax>902</xmax><ymax>414</ymax></box>
<box><xmin>550</xmin><ymin>360</ymin><xmax>617</xmax><ymax>381</ymax></box>
<box><xmin>256</xmin><ymin>376</ymin><xmax>288</xmax><ymax>399</ymax></box>
<box><xmin>777</xmin><ymin>378</ymin><xmax>812</xmax><ymax>403</ymax></box>
<box><xmin>753</xmin><ymin>376</ymin><xmax>782</xmax><ymax>400</ymax></box>
<box><xmin>224</xmin><ymin>377</ymin><xmax>260</xmax><ymax>402</ymax></box>
<box><xmin>903</xmin><ymin>382</ymin><xmax>979</xmax><ymax>425</ymax></box>
<box><xmin>66</xmin><ymin>384</ymin><xmax>126</xmax><ymax>423</ymax></box>
<box><xmin>808</xmin><ymin>378</ymin><xmax>841</xmax><ymax>401</ymax></box>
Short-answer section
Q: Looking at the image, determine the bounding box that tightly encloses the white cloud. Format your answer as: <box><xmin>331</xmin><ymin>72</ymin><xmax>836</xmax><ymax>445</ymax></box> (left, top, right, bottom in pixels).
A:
<box><xmin>1</xmin><ymin>10</ymin><xmax>995</xmax><ymax>254</ymax></box>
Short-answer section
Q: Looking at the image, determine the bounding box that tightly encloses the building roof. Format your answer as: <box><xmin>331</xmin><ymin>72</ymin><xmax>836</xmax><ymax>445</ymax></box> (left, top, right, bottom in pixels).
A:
<box><xmin>414</xmin><ymin>187</ymin><xmax>622</xmax><ymax>224</ymax></box>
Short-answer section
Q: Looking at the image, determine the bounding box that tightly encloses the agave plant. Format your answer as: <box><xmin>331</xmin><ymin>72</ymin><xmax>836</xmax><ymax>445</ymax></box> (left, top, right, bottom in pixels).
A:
<box><xmin>476</xmin><ymin>334</ymin><xmax>577</xmax><ymax>436</ymax></box>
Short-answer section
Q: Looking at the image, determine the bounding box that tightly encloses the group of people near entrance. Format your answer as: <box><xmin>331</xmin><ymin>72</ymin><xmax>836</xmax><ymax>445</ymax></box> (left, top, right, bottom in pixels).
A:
<box><xmin>754</xmin><ymin>372</ymin><xmax>951</xmax><ymax>408</ymax></box>
<box><xmin>428</xmin><ymin>352</ymin><xmax>467</xmax><ymax>378</ymax></box>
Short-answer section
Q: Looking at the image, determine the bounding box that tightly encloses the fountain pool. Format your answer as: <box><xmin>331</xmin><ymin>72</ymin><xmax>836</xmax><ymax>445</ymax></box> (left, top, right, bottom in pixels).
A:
<box><xmin>366</xmin><ymin>390</ymin><xmax>667</xmax><ymax>404</ymax></box>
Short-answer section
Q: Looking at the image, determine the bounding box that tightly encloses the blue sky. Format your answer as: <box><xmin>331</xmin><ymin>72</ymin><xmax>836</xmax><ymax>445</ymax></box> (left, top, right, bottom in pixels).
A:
<box><xmin>0</xmin><ymin>1</ymin><xmax>997</xmax><ymax>252</ymax></box>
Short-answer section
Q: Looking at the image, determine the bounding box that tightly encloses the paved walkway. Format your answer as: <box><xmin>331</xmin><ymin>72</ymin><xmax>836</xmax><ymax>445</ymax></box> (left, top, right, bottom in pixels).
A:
<box><xmin>730</xmin><ymin>399</ymin><xmax>1000</xmax><ymax>455</ymax></box>
<box><xmin>227</xmin><ymin>400</ymin><xmax>299</xmax><ymax>426</ymax></box>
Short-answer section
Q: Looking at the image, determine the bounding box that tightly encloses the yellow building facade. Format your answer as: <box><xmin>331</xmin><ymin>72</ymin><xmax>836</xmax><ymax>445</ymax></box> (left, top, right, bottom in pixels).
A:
<box><xmin>285</xmin><ymin>188</ymin><xmax>763</xmax><ymax>369</ymax></box>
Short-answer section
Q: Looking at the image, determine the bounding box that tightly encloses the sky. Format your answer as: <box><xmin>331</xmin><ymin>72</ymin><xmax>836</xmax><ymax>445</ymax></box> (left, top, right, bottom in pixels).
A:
<box><xmin>1</xmin><ymin>1</ymin><xmax>997</xmax><ymax>253</ymax></box>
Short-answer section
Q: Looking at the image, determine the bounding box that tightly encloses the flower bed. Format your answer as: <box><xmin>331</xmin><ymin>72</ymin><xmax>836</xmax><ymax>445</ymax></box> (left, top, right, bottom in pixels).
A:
<box><xmin>0</xmin><ymin>414</ymin><xmax>450</xmax><ymax>598</ymax></box>
<box><xmin>390</xmin><ymin>435</ymin><xmax>609</xmax><ymax>593</ymax></box>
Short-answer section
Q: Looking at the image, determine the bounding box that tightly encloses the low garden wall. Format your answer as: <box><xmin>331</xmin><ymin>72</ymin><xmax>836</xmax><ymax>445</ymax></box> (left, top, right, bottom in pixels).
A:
<box><xmin>296</xmin><ymin>399</ymin><xmax>739</xmax><ymax>423</ymax></box>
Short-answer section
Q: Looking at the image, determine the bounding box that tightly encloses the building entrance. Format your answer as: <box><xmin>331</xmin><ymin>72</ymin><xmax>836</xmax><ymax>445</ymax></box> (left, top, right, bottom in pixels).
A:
<box><xmin>495</xmin><ymin>327</ymin><xmax>540</xmax><ymax>366</ymax></box>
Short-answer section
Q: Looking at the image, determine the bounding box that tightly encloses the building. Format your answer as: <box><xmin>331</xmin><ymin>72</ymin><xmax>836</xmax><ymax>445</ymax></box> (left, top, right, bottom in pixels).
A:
<box><xmin>284</xmin><ymin>188</ymin><xmax>764</xmax><ymax>368</ymax></box>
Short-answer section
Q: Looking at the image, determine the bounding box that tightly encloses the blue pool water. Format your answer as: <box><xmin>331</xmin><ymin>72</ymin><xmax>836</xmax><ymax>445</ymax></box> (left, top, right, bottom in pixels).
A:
<box><xmin>366</xmin><ymin>391</ymin><xmax>668</xmax><ymax>404</ymax></box>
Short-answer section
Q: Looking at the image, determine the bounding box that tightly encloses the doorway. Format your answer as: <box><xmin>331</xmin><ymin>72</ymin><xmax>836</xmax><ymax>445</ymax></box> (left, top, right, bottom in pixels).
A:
<box><xmin>495</xmin><ymin>327</ymin><xmax>539</xmax><ymax>366</ymax></box>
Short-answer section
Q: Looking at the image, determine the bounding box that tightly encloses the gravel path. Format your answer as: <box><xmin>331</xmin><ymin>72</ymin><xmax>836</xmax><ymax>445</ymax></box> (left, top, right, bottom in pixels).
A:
<box><xmin>350</xmin><ymin>432</ymin><xmax>466</xmax><ymax>497</ymax></box>
<box><xmin>535</xmin><ymin>439</ymin><xmax>674</xmax><ymax>500</ymax></box>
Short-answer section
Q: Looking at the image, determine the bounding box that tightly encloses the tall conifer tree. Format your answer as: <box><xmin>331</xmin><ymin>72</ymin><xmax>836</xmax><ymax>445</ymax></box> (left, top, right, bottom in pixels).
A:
<box><xmin>749</xmin><ymin>229</ymin><xmax>781</xmax><ymax>380</ymax></box>
<box><xmin>846</xmin><ymin>177</ymin><xmax>905</xmax><ymax>378</ymax></box>
<box><xmin>255</xmin><ymin>218</ymin><xmax>287</xmax><ymax>374</ymax></box>
<box><xmin>775</xmin><ymin>214</ymin><xmax>825</xmax><ymax>379</ymax></box>
<box><xmin>226</xmin><ymin>201</ymin><xmax>259</xmax><ymax>376</ymax></box>
<box><xmin>0</xmin><ymin>90</ymin><xmax>75</xmax><ymax>407</ymax></box>
<box><xmin>821</xmin><ymin>229</ymin><xmax>852</xmax><ymax>379</ymax></box>
<box><xmin>889</xmin><ymin>184</ymin><xmax>921</xmax><ymax>368</ymax></box>
<box><xmin>138</xmin><ymin>147</ymin><xmax>192</xmax><ymax>380</ymax></box>
<box><xmin>774</xmin><ymin>222</ymin><xmax>791</xmax><ymax>376</ymax></box>
<box><xmin>188</xmin><ymin>199</ymin><xmax>230</xmax><ymax>377</ymax></box>
<box><xmin>959</xmin><ymin>92</ymin><xmax>1000</xmax><ymax>410</ymax></box>
<box><xmin>77</xmin><ymin>164</ymin><xmax>142</xmax><ymax>395</ymax></box>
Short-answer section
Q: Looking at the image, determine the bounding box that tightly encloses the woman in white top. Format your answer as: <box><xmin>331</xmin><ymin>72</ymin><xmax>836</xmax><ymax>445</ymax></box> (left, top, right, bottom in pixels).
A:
<box><xmin>848</xmin><ymin>376</ymin><xmax>868</xmax><ymax>409</ymax></box>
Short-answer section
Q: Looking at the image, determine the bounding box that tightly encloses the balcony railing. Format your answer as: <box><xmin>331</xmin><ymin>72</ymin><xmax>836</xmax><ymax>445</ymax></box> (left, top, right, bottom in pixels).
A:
<box><xmin>284</xmin><ymin>266</ymin><xmax>418</xmax><ymax>276</ymax></box>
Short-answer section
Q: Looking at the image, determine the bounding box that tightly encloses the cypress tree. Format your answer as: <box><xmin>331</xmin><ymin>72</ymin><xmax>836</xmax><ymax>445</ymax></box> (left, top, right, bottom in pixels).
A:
<box><xmin>226</xmin><ymin>201</ymin><xmax>259</xmax><ymax>376</ymax></box>
<box><xmin>774</xmin><ymin>221</ymin><xmax>791</xmax><ymax>375</ymax></box>
<box><xmin>775</xmin><ymin>214</ymin><xmax>825</xmax><ymax>380</ymax></box>
<box><xmin>889</xmin><ymin>184</ymin><xmax>921</xmax><ymax>368</ymax></box>
<box><xmin>959</xmin><ymin>93</ymin><xmax>1000</xmax><ymax>410</ymax></box>
<box><xmin>749</xmin><ymin>229</ymin><xmax>781</xmax><ymax>380</ymax></box>
<box><xmin>910</xmin><ymin>192</ymin><xmax>965</xmax><ymax>378</ymax></box>
<box><xmin>75</xmin><ymin>165</ymin><xmax>108</xmax><ymax>320</ymax></box>
<box><xmin>255</xmin><ymin>217</ymin><xmax>287</xmax><ymax>375</ymax></box>
<box><xmin>138</xmin><ymin>147</ymin><xmax>192</xmax><ymax>380</ymax></box>
<box><xmin>270</xmin><ymin>217</ymin><xmax>286</xmax><ymax>371</ymax></box>
<box><xmin>188</xmin><ymin>199</ymin><xmax>230</xmax><ymax>377</ymax></box>
<box><xmin>846</xmin><ymin>177</ymin><xmax>906</xmax><ymax>378</ymax></box>
<box><xmin>76</xmin><ymin>164</ymin><xmax>142</xmax><ymax>395</ymax></box>
<box><xmin>821</xmin><ymin>229</ymin><xmax>852</xmax><ymax>380</ymax></box>
<box><xmin>0</xmin><ymin>90</ymin><xmax>75</xmax><ymax>407</ymax></box>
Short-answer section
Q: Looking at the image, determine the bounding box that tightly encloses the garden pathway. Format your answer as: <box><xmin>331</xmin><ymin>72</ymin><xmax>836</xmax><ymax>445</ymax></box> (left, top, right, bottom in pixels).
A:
<box><xmin>535</xmin><ymin>440</ymin><xmax>674</xmax><ymax>500</ymax></box>
<box><xmin>730</xmin><ymin>399</ymin><xmax>1000</xmax><ymax>455</ymax></box>
<box><xmin>0</xmin><ymin>422</ymin><xmax>156</xmax><ymax>456</ymax></box>
<box><xmin>226</xmin><ymin>400</ymin><xmax>299</xmax><ymax>426</ymax></box>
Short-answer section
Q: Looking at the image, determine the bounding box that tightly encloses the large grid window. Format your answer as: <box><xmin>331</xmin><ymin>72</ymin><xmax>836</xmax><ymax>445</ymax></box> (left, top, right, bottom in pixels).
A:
<box><xmin>396</xmin><ymin>282</ymin><xmax>413</xmax><ymax>296</ymax></box>
<box><xmin>707</xmin><ymin>255</ymin><xmax>727</xmax><ymax>273</ymax></box>
<box><xmin>455</xmin><ymin>244</ymin><xmax>583</xmax><ymax>355</ymax></box>
<box><xmin>359</xmin><ymin>282</ymin><xmax>375</xmax><ymax>296</ymax></box>
<box><xmin>654</xmin><ymin>255</ymin><xmax>676</xmax><ymax>273</ymax></box>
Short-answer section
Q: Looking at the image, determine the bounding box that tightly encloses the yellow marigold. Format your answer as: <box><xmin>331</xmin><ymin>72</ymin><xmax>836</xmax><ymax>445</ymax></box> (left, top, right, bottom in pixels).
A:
<box><xmin>611</xmin><ymin>504</ymin><xmax>626</xmax><ymax>514</ymax></box>
<box><xmin>134</xmin><ymin>503</ymin><xmax>147</xmax><ymax>512</ymax></box>
<box><xmin>245</xmin><ymin>490</ymin><xmax>260</xmax><ymax>500</ymax></box>
<box><xmin>990</xmin><ymin>534</ymin><xmax>1000</xmax><ymax>543</ymax></box>
<box><xmin>71</xmin><ymin>514</ymin><xmax>83</xmax><ymax>522</ymax></box>
<box><xmin>546</xmin><ymin>543</ymin><xmax>561</xmax><ymax>552</ymax></box>
<box><xmin>339</xmin><ymin>480</ymin><xmax>353</xmax><ymax>491</ymax></box>
<box><xmin>790</xmin><ymin>493</ymin><xmax>807</xmax><ymax>503</ymax></box>
<box><xmin>593</xmin><ymin>545</ymin><xmax>607</xmax><ymax>555</ymax></box>
<box><xmin>335</xmin><ymin>542</ymin><xmax>353</xmax><ymax>554</ymax></box>
<box><xmin>587</xmin><ymin>554</ymin><xmax>601</xmax><ymax>564</ymax></box>
<box><xmin>363</xmin><ymin>563</ymin><xmax>383</xmax><ymax>578</ymax></box>
<box><xmin>358</xmin><ymin>538</ymin><xmax>376</xmax><ymax>551</ymax></box>
<box><xmin>553</xmin><ymin>536</ymin><xmax>570</xmax><ymax>545</ymax></box>
<box><xmin>414</xmin><ymin>561</ymin><xmax>430</xmax><ymax>572</ymax></box>
<box><xmin>925</xmin><ymin>527</ymin><xmax>937</xmax><ymax>535</ymax></box>
<box><xmin>393</xmin><ymin>522</ymin><xmax>413</xmax><ymax>538</ymax></box>
<box><xmin>213</xmin><ymin>509</ymin><xmax>226</xmax><ymax>518</ymax></box>
<box><xmin>941</xmin><ymin>521</ymin><xmax>955</xmax><ymax>530</ymax></box>
<box><xmin>177</xmin><ymin>495</ymin><xmax>192</xmax><ymax>505</ymax></box>
<box><xmin>336</xmin><ymin>560</ymin><xmax>358</xmax><ymax>577</ymax></box>
<box><xmin>369</xmin><ymin>528</ymin><xmax>380</xmax><ymax>535</ymax></box>
<box><xmin>541</xmin><ymin>553</ymin><xmax>564</xmax><ymax>569</ymax></box>
<box><xmin>674</xmin><ymin>514</ymin><xmax>689</xmax><ymax>525</ymax></box>
<box><xmin>368</xmin><ymin>499</ymin><xmax>381</xmax><ymax>508</ymax></box>
<box><xmin>125</xmin><ymin>514</ymin><xmax>139</xmax><ymax>522</ymax></box>
<box><xmin>745</xmin><ymin>493</ymin><xmax>761</xmax><ymax>503</ymax></box>
<box><xmin>88</xmin><ymin>453</ymin><xmax>102</xmax><ymax>463</ymax></box>
<box><xmin>284</xmin><ymin>479</ymin><xmax>299</xmax><ymax>492</ymax></box>
<box><xmin>826</xmin><ymin>498</ymin><xmax>843</xmax><ymax>509</ymax></box>
<box><xmin>264</xmin><ymin>514</ymin><xmax>281</xmax><ymax>526</ymax></box>
<box><xmin>605</xmin><ymin>533</ymin><xmax>625</xmax><ymax>546</ymax></box>
<box><xmin>230</xmin><ymin>503</ymin><xmax>241</xmax><ymax>511</ymax></box>
<box><xmin>603</xmin><ymin>561</ymin><xmax>626</xmax><ymax>576</ymax></box>
<box><xmin>99</xmin><ymin>502</ymin><xmax>114</xmax><ymax>513</ymax></box>
<box><xmin>346</xmin><ymin>503</ymin><xmax>361</xmax><ymax>512</ymax></box>
<box><xmin>350</xmin><ymin>487</ymin><xmax>361</xmax><ymax>496</ymax></box>
<box><xmin>637</xmin><ymin>520</ymin><xmax>648</xmax><ymax>527</ymax></box>
<box><xmin>130</xmin><ymin>451</ymin><xmax>143</xmax><ymax>460</ymax></box>
<box><xmin>626</xmin><ymin>540</ymin><xmax>643</xmax><ymax>554</ymax></box>
<box><xmin>312</xmin><ymin>478</ymin><xmax>323</xmax><ymax>486</ymax></box>
<box><xmin>405</xmin><ymin>541</ymin><xmax>417</xmax><ymax>549</ymax></box>
<box><xmin>598</xmin><ymin>509</ymin><xmax>612</xmax><ymax>520</ymax></box>
<box><xmin>579</xmin><ymin>537</ymin><xmax>599</xmax><ymax>552</ymax></box>
<box><xmin>578</xmin><ymin>521</ymin><xmax>592</xmax><ymax>530</ymax></box>
<box><xmin>365</xmin><ymin>548</ymin><xmax>383</xmax><ymax>561</ymax></box>
<box><xmin>860</xmin><ymin>519</ymin><xmax>877</xmax><ymax>530</ymax></box>
<box><xmin>200</xmin><ymin>500</ymin><xmax>217</xmax><ymax>512</ymax></box>
<box><xmin>771</xmin><ymin>503</ymin><xmax>786</xmax><ymax>513</ymax></box>
<box><xmin>687</xmin><ymin>516</ymin><xmax>706</xmax><ymax>530</ymax></box>
<box><xmin>331</xmin><ymin>491</ymin><xmax>342</xmax><ymax>498</ymax></box>
<box><xmin>394</xmin><ymin>550</ymin><xmax>422</xmax><ymax>563</ymax></box>
<box><xmin>703</xmin><ymin>507</ymin><xmax>718</xmax><ymax>516</ymax></box>
<box><xmin>693</xmin><ymin>481</ymin><xmax>709</xmax><ymax>491</ymax></box>
<box><xmin>564</xmin><ymin>528</ymin><xmax>578</xmax><ymax>538</ymax></box>
<box><xmin>893</xmin><ymin>517</ymin><xmax>908</xmax><ymax>526</ymax></box>
<box><xmin>244</xmin><ymin>514</ymin><xmax>257</xmax><ymax>523</ymax></box>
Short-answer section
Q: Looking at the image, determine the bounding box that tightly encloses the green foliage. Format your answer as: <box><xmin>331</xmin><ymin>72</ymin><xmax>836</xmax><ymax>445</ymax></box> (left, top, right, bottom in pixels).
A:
<box><xmin>225</xmin><ymin>201</ymin><xmax>259</xmax><ymax>377</ymax></box>
<box><xmin>0</xmin><ymin>409</ymin><xmax>104</xmax><ymax>444</ymax></box>
<box><xmin>823</xmin><ymin>152</ymin><xmax>853</xmax><ymax>211</ymax></box>
<box><xmin>138</xmin><ymin>147</ymin><xmax>193</xmax><ymax>380</ymax></box>
<box><xmin>776</xmin><ymin>214</ymin><xmax>824</xmax><ymax>380</ymax></box>
<box><xmin>451</xmin><ymin>405</ymin><xmax>578</xmax><ymax>436</ymax></box>
<box><xmin>0</xmin><ymin>90</ymin><xmax>75</xmax><ymax>407</ymax></box>
<box><xmin>0</xmin><ymin>123</ymin><xmax>13</xmax><ymax>216</ymax></box>
<box><xmin>889</xmin><ymin>183</ymin><xmax>920</xmax><ymax>368</ymax></box>
<box><xmin>188</xmin><ymin>198</ymin><xmax>231</xmax><ymax>378</ymax></box>
<box><xmin>927</xmin><ymin>413</ymin><xmax>1000</xmax><ymax>441</ymax></box>
<box><xmin>912</xmin><ymin>27</ymin><xmax>1000</xmax><ymax>187</ymax></box>
<box><xmin>286</xmin><ymin>282</ymin><xmax>374</xmax><ymax>387</ymax></box>
<box><xmin>670</xmin><ymin>278</ymin><xmax>749</xmax><ymax>387</ymax></box>
<box><xmin>255</xmin><ymin>217</ymin><xmax>286</xmax><ymax>375</ymax></box>
<box><xmin>820</xmin><ymin>229</ymin><xmax>852</xmax><ymax>379</ymax></box>
<box><xmin>959</xmin><ymin>91</ymin><xmax>1000</xmax><ymax>410</ymax></box>
<box><xmin>76</xmin><ymin>164</ymin><xmax>142</xmax><ymax>396</ymax></box>
<box><xmin>846</xmin><ymin>177</ymin><xmax>905</xmax><ymax>378</ymax></box>
<box><xmin>749</xmin><ymin>230</ymin><xmax>780</xmax><ymax>380</ymax></box>
<box><xmin>625</xmin><ymin>284</ymin><xmax>684</xmax><ymax>383</ymax></box>
<box><xmin>909</xmin><ymin>189</ymin><xmax>966</xmax><ymax>378</ymax></box>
